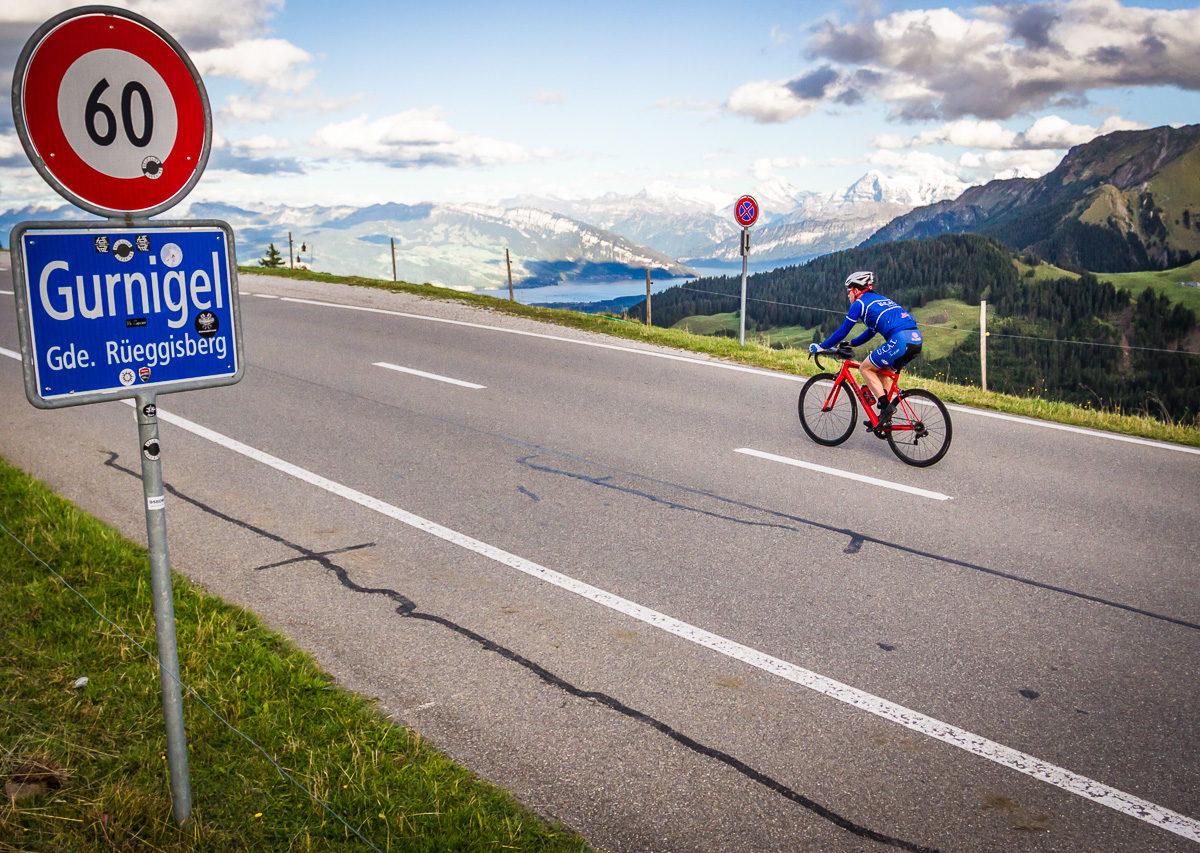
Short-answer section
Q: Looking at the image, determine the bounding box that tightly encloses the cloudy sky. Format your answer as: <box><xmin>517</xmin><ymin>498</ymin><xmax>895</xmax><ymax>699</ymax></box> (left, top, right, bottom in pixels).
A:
<box><xmin>2</xmin><ymin>0</ymin><xmax>1199</xmax><ymax>215</ymax></box>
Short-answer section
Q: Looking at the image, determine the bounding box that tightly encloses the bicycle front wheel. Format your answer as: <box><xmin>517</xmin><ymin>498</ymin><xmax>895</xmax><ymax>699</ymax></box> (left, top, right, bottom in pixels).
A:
<box><xmin>798</xmin><ymin>373</ymin><xmax>857</xmax><ymax>446</ymax></box>
<box><xmin>887</xmin><ymin>389</ymin><xmax>952</xmax><ymax>467</ymax></box>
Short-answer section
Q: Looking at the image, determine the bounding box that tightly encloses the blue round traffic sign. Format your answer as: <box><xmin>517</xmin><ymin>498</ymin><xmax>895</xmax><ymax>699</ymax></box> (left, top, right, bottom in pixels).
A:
<box><xmin>734</xmin><ymin>195</ymin><xmax>759</xmax><ymax>227</ymax></box>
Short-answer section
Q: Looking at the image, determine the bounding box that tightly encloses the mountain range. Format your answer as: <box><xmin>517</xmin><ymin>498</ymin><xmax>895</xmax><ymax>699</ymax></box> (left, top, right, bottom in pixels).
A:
<box><xmin>0</xmin><ymin>200</ymin><xmax>696</xmax><ymax>291</ymax></box>
<box><xmin>193</xmin><ymin>200</ymin><xmax>696</xmax><ymax>289</ymax></box>
<box><xmin>0</xmin><ymin>169</ymin><xmax>966</xmax><ymax>289</ymax></box>
<box><xmin>5</xmin><ymin>124</ymin><xmax>1195</xmax><ymax>287</ymax></box>
<box><xmin>865</xmin><ymin>123</ymin><xmax>1200</xmax><ymax>272</ymax></box>
<box><xmin>513</xmin><ymin>171</ymin><xmax>968</xmax><ymax>269</ymax></box>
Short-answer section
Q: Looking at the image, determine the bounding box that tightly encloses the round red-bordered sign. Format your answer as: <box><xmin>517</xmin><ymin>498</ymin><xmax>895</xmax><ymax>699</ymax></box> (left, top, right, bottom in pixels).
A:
<box><xmin>734</xmin><ymin>195</ymin><xmax>759</xmax><ymax>228</ymax></box>
<box><xmin>12</xmin><ymin>6</ymin><xmax>211</xmax><ymax>217</ymax></box>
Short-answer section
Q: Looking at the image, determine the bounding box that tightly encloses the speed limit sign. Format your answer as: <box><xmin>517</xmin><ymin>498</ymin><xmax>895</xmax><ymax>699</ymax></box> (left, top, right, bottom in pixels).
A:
<box><xmin>12</xmin><ymin>6</ymin><xmax>211</xmax><ymax>217</ymax></box>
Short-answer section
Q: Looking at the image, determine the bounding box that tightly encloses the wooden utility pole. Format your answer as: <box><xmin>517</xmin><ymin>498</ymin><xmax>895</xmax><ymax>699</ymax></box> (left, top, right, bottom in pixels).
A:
<box><xmin>288</xmin><ymin>231</ymin><xmax>293</xmax><ymax>268</ymax></box>
<box><xmin>506</xmin><ymin>249</ymin><xmax>514</xmax><ymax>300</ymax></box>
<box><xmin>980</xmin><ymin>300</ymin><xmax>988</xmax><ymax>392</ymax></box>
<box><xmin>645</xmin><ymin>269</ymin><xmax>652</xmax><ymax>326</ymax></box>
<box><xmin>391</xmin><ymin>238</ymin><xmax>397</xmax><ymax>282</ymax></box>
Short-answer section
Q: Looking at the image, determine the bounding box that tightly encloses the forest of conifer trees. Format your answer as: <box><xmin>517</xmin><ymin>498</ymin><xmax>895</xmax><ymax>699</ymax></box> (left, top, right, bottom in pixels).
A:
<box><xmin>628</xmin><ymin>235</ymin><xmax>1200</xmax><ymax>423</ymax></box>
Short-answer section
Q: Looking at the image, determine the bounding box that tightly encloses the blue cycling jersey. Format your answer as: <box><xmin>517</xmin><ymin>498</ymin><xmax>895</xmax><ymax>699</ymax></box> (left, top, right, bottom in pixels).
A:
<box><xmin>820</xmin><ymin>291</ymin><xmax>918</xmax><ymax>350</ymax></box>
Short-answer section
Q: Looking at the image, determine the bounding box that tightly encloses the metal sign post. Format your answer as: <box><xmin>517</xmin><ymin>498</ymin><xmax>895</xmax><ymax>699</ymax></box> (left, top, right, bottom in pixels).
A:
<box><xmin>136</xmin><ymin>392</ymin><xmax>191</xmax><ymax>825</ymax></box>
<box><xmin>739</xmin><ymin>228</ymin><xmax>750</xmax><ymax>344</ymax></box>
<box><xmin>733</xmin><ymin>195</ymin><xmax>759</xmax><ymax>346</ymax></box>
<box><xmin>8</xmin><ymin>220</ymin><xmax>241</xmax><ymax>830</ymax></box>
<box><xmin>10</xmin><ymin>6</ymin><xmax>240</xmax><ymax>827</ymax></box>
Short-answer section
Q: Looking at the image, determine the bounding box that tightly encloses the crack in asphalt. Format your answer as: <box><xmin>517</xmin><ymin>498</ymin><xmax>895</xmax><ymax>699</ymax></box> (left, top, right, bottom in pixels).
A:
<box><xmin>247</xmin><ymin>362</ymin><xmax>1199</xmax><ymax>634</ymax></box>
<box><xmin>103</xmin><ymin>450</ymin><xmax>939</xmax><ymax>852</ymax></box>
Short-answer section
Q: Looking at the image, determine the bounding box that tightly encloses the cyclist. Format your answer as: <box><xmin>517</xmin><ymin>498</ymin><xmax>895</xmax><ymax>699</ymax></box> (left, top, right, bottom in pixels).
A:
<box><xmin>808</xmin><ymin>271</ymin><xmax>922</xmax><ymax>427</ymax></box>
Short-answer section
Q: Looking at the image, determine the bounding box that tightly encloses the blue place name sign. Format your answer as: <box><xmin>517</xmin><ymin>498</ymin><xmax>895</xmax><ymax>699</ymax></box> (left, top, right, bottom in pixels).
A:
<box><xmin>10</xmin><ymin>220</ymin><xmax>243</xmax><ymax>407</ymax></box>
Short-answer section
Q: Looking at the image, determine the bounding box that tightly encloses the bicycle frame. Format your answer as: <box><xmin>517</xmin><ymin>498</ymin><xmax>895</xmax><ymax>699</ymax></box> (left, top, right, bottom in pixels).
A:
<box><xmin>818</xmin><ymin>358</ymin><xmax>914</xmax><ymax>433</ymax></box>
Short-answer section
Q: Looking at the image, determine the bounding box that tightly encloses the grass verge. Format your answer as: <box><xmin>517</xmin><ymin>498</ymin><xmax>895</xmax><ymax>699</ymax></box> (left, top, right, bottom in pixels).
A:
<box><xmin>240</xmin><ymin>266</ymin><xmax>1200</xmax><ymax>447</ymax></box>
<box><xmin>0</xmin><ymin>455</ymin><xmax>591</xmax><ymax>852</ymax></box>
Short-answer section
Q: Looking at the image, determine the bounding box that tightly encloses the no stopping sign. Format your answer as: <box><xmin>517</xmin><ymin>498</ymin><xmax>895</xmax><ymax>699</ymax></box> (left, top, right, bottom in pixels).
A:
<box><xmin>12</xmin><ymin>6</ymin><xmax>211</xmax><ymax>217</ymax></box>
<box><xmin>734</xmin><ymin>195</ymin><xmax>759</xmax><ymax>228</ymax></box>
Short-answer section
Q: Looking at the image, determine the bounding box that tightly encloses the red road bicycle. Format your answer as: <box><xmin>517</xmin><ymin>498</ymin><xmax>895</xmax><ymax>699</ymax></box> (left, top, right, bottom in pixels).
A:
<box><xmin>798</xmin><ymin>343</ymin><xmax>952</xmax><ymax>467</ymax></box>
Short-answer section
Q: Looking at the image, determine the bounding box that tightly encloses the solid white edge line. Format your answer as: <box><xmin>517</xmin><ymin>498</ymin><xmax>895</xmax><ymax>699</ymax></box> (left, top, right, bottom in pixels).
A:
<box><xmin>1</xmin><ymin>346</ymin><xmax>20</xmax><ymax>359</ymax></box>
<box><xmin>272</xmin><ymin>293</ymin><xmax>1199</xmax><ymax>456</ymax></box>
<box><xmin>735</xmin><ymin>448</ymin><xmax>952</xmax><ymax>501</ymax></box>
<box><xmin>0</xmin><ymin>289</ymin><xmax>13</xmax><ymax>295</ymax></box>
<box><xmin>278</xmin><ymin>296</ymin><xmax>791</xmax><ymax>381</ymax></box>
<box><xmin>942</xmin><ymin>403</ymin><xmax>1200</xmax><ymax>455</ymax></box>
<box><xmin>5</xmin><ymin>313</ymin><xmax>1198</xmax><ymax>837</ymax></box>
<box><xmin>374</xmin><ymin>361</ymin><xmax>485</xmax><ymax>389</ymax></box>
<box><xmin>120</xmin><ymin>395</ymin><xmax>1197</xmax><ymax>844</ymax></box>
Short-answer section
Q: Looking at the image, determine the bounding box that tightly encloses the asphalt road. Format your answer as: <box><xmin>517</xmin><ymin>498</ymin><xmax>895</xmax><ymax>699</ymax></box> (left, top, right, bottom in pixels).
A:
<box><xmin>3</xmin><ymin>260</ymin><xmax>1199</xmax><ymax>852</ymax></box>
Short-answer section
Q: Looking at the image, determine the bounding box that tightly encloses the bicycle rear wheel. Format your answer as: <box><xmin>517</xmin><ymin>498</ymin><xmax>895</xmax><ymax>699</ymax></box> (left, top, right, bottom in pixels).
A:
<box><xmin>887</xmin><ymin>389</ymin><xmax>952</xmax><ymax>466</ymax></box>
<box><xmin>798</xmin><ymin>373</ymin><xmax>857</xmax><ymax>446</ymax></box>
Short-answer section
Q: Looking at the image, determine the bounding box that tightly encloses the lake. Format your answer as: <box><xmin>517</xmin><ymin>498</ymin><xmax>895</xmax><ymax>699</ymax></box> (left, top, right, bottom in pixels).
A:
<box><xmin>476</xmin><ymin>265</ymin><xmax>771</xmax><ymax>310</ymax></box>
<box><xmin>479</xmin><ymin>276</ymin><xmax>689</xmax><ymax>307</ymax></box>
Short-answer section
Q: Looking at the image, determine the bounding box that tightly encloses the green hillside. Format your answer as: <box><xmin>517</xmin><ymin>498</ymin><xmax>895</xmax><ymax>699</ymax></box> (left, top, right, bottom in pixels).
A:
<box><xmin>910</xmin><ymin>299</ymin><xmax>980</xmax><ymax>362</ymax></box>
<box><xmin>867</xmin><ymin>124</ymin><xmax>1200</xmax><ymax>273</ymax></box>
<box><xmin>671</xmin><ymin>313</ymin><xmax>820</xmax><ymax>349</ymax></box>
<box><xmin>1099</xmin><ymin>259</ymin><xmax>1200</xmax><ymax>316</ymax></box>
<box><xmin>630</xmin><ymin>234</ymin><xmax>1200</xmax><ymax>423</ymax></box>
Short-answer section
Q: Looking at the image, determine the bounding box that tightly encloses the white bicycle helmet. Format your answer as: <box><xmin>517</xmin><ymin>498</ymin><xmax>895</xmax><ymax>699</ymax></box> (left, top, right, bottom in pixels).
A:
<box><xmin>845</xmin><ymin>270</ymin><xmax>875</xmax><ymax>292</ymax></box>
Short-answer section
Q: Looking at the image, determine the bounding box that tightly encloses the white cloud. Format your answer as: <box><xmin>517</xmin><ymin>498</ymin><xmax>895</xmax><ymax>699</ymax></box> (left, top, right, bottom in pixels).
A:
<box><xmin>132</xmin><ymin>0</ymin><xmax>283</xmax><ymax>48</ymax></box>
<box><xmin>726</xmin><ymin>80</ymin><xmax>818</xmax><ymax>123</ymax></box>
<box><xmin>207</xmin><ymin>131</ymin><xmax>303</xmax><ymax>176</ymax></box>
<box><xmin>1018</xmin><ymin>115</ymin><xmax>1096</xmax><ymax>148</ymax></box>
<box><xmin>216</xmin><ymin>91</ymin><xmax>359</xmax><ymax>125</ymax></box>
<box><xmin>218</xmin><ymin>93</ymin><xmax>280</xmax><ymax>123</ymax></box>
<box><xmin>868</xmin><ymin>148</ymin><xmax>960</xmax><ymax>176</ymax></box>
<box><xmin>1</xmin><ymin>1</ymin><xmax>284</xmax><ymax>53</ymax></box>
<box><xmin>874</xmin><ymin>120</ymin><xmax>1019</xmax><ymax>150</ymax></box>
<box><xmin>0</xmin><ymin>130</ymin><xmax>24</xmax><ymax>159</ymax></box>
<box><xmin>0</xmin><ymin>2</ymin><xmax>87</xmax><ymax>24</ymax></box>
<box><xmin>192</xmin><ymin>39</ymin><xmax>314</xmax><ymax>92</ymax></box>
<box><xmin>1096</xmin><ymin>115</ymin><xmax>1146</xmax><ymax>135</ymax></box>
<box><xmin>311</xmin><ymin>110</ymin><xmax>545</xmax><ymax>168</ymax></box>
<box><xmin>0</xmin><ymin>164</ymin><xmax>70</xmax><ymax>206</ymax></box>
<box><xmin>2</xmin><ymin>2</ymin><xmax>314</xmax><ymax>99</ymax></box>
<box><xmin>873</xmin><ymin>114</ymin><xmax>1148</xmax><ymax>152</ymax></box>
<box><xmin>740</xmin><ymin>0</ymin><xmax>1200</xmax><ymax>123</ymax></box>
<box><xmin>958</xmin><ymin>149</ymin><xmax>1064</xmax><ymax>180</ymax></box>
<box><xmin>231</xmin><ymin>134</ymin><xmax>289</xmax><ymax>152</ymax></box>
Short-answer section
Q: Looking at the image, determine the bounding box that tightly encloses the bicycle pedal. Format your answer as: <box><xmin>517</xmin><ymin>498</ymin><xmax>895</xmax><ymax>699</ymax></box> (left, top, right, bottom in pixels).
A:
<box><xmin>862</xmin><ymin>421</ymin><xmax>888</xmax><ymax>439</ymax></box>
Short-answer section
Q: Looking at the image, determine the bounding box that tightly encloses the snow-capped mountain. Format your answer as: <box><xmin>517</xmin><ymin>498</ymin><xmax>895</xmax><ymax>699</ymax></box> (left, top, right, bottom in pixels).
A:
<box><xmin>684</xmin><ymin>171</ymin><xmax>969</xmax><ymax>265</ymax></box>
<box><xmin>502</xmin><ymin>184</ymin><xmax>736</xmax><ymax>260</ymax></box>
<box><xmin>1</xmin><ymin>170</ymin><xmax>968</xmax><ymax>290</ymax></box>
<box><xmin>180</xmin><ymin>200</ymin><xmax>694</xmax><ymax>289</ymax></box>
<box><xmin>504</xmin><ymin>171</ymin><xmax>969</xmax><ymax>268</ymax></box>
<box><xmin>831</xmin><ymin>170</ymin><xmax>969</xmax><ymax>210</ymax></box>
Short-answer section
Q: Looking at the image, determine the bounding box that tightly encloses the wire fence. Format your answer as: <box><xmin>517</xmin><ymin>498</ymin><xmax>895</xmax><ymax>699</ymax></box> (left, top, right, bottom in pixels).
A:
<box><xmin>0</xmin><ymin>519</ymin><xmax>384</xmax><ymax>853</ymax></box>
<box><xmin>664</xmin><ymin>284</ymin><xmax>1200</xmax><ymax>357</ymax></box>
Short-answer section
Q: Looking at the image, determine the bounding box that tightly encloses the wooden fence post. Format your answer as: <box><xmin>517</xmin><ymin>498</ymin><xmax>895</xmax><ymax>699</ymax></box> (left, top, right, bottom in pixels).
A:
<box><xmin>506</xmin><ymin>249</ymin><xmax>514</xmax><ymax>300</ymax></box>
<box><xmin>288</xmin><ymin>232</ymin><xmax>293</xmax><ymax>268</ymax></box>
<box><xmin>980</xmin><ymin>300</ymin><xmax>988</xmax><ymax>392</ymax></box>
<box><xmin>645</xmin><ymin>269</ymin><xmax>652</xmax><ymax>326</ymax></box>
<box><xmin>391</xmin><ymin>238</ymin><xmax>397</xmax><ymax>282</ymax></box>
